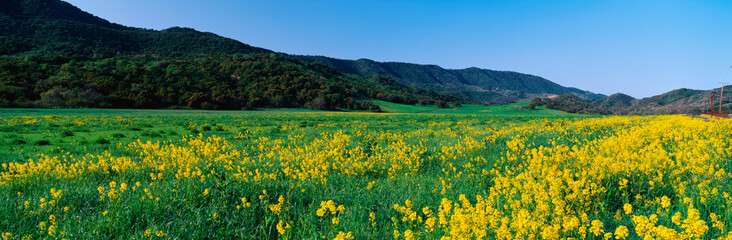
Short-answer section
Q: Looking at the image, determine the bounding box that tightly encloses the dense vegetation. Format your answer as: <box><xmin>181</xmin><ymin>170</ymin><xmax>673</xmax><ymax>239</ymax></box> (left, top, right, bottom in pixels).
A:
<box><xmin>0</xmin><ymin>53</ymin><xmax>463</xmax><ymax>110</ymax></box>
<box><xmin>545</xmin><ymin>93</ymin><xmax>611</xmax><ymax>115</ymax></box>
<box><xmin>295</xmin><ymin>56</ymin><xmax>605</xmax><ymax>104</ymax></box>
<box><xmin>592</xmin><ymin>93</ymin><xmax>636</xmax><ymax>114</ymax></box>
<box><xmin>0</xmin><ymin>0</ymin><xmax>270</xmax><ymax>59</ymax></box>
<box><xmin>0</xmin><ymin>0</ymin><xmax>463</xmax><ymax>111</ymax></box>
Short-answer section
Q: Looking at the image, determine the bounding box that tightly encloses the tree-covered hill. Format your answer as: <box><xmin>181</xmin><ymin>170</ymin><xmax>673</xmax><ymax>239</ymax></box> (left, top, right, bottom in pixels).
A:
<box><xmin>0</xmin><ymin>0</ymin><xmax>464</xmax><ymax>111</ymax></box>
<box><xmin>0</xmin><ymin>0</ymin><xmax>271</xmax><ymax>60</ymax></box>
<box><xmin>592</xmin><ymin>93</ymin><xmax>635</xmax><ymax>114</ymax></box>
<box><xmin>294</xmin><ymin>55</ymin><xmax>605</xmax><ymax>105</ymax></box>
<box><xmin>545</xmin><ymin>93</ymin><xmax>611</xmax><ymax>115</ymax></box>
<box><xmin>1</xmin><ymin>52</ymin><xmax>465</xmax><ymax>110</ymax></box>
<box><xmin>590</xmin><ymin>88</ymin><xmax>724</xmax><ymax>115</ymax></box>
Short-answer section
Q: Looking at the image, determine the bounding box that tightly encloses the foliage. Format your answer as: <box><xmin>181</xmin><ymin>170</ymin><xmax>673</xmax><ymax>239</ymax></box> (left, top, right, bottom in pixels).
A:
<box><xmin>295</xmin><ymin>56</ymin><xmax>606</xmax><ymax>104</ymax></box>
<box><xmin>0</xmin><ymin>53</ymin><xmax>467</xmax><ymax>111</ymax></box>
<box><xmin>0</xmin><ymin>0</ymin><xmax>269</xmax><ymax>60</ymax></box>
<box><xmin>0</xmin><ymin>0</ymin><xmax>465</xmax><ymax>112</ymax></box>
<box><xmin>527</xmin><ymin>97</ymin><xmax>544</xmax><ymax>109</ymax></box>
<box><xmin>546</xmin><ymin>93</ymin><xmax>611</xmax><ymax>115</ymax></box>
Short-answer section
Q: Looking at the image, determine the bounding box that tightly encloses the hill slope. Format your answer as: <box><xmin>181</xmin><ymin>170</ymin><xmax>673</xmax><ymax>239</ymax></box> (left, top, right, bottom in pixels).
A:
<box><xmin>294</xmin><ymin>55</ymin><xmax>605</xmax><ymax>104</ymax></box>
<box><xmin>592</xmin><ymin>93</ymin><xmax>635</xmax><ymax>114</ymax></box>
<box><xmin>545</xmin><ymin>93</ymin><xmax>610</xmax><ymax>115</ymax></box>
<box><xmin>0</xmin><ymin>0</ymin><xmax>272</xmax><ymax>60</ymax></box>
<box><xmin>0</xmin><ymin>0</ymin><xmax>465</xmax><ymax>110</ymax></box>
<box><xmin>591</xmin><ymin>88</ymin><xmax>725</xmax><ymax>115</ymax></box>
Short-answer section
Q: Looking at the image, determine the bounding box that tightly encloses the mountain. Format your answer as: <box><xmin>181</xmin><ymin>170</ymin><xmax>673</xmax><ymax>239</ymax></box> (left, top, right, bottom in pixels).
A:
<box><xmin>0</xmin><ymin>0</ymin><xmax>609</xmax><ymax>113</ymax></box>
<box><xmin>545</xmin><ymin>93</ymin><xmax>610</xmax><ymax>115</ymax></box>
<box><xmin>592</xmin><ymin>93</ymin><xmax>636</xmax><ymax>114</ymax></box>
<box><xmin>294</xmin><ymin>55</ymin><xmax>605</xmax><ymax>105</ymax></box>
<box><xmin>592</xmin><ymin>88</ymin><xmax>723</xmax><ymax>115</ymax></box>
<box><xmin>0</xmin><ymin>0</ymin><xmax>467</xmax><ymax>111</ymax></box>
<box><xmin>0</xmin><ymin>0</ymin><xmax>271</xmax><ymax>60</ymax></box>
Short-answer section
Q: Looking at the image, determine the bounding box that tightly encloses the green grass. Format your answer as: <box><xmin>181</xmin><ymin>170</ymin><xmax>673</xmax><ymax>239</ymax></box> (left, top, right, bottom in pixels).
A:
<box><xmin>0</xmin><ymin>107</ymin><xmax>594</xmax><ymax>239</ymax></box>
<box><xmin>0</xmin><ymin>100</ymin><xmax>576</xmax><ymax>116</ymax></box>
<box><xmin>372</xmin><ymin>100</ymin><xmax>578</xmax><ymax>116</ymax></box>
<box><xmin>0</xmin><ymin>108</ymin><xmax>730</xmax><ymax>239</ymax></box>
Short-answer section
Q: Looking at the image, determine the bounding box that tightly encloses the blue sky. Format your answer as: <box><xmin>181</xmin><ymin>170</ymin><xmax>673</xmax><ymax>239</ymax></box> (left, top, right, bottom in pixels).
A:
<box><xmin>65</xmin><ymin>0</ymin><xmax>732</xmax><ymax>98</ymax></box>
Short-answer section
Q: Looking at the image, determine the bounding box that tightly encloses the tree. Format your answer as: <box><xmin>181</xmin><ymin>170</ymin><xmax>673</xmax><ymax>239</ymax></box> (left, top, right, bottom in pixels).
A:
<box><xmin>530</xmin><ymin>97</ymin><xmax>544</xmax><ymax>107</ymax></box>
<box><xmin>435</xmin><ymin>100</ymin><xmax>448</xmax><ymax>108</ymax></box>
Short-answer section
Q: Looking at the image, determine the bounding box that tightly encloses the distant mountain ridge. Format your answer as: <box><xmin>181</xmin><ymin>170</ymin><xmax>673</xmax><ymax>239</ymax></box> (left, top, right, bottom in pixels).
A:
<box><xmin>294</xmin><ymin>55</ymin><xmax>605</xmax><ymax>104</ymax></box>
<box><xmin>591</xmin><ymin>88</ymin><xmax>730</xmax><ymax>115</ymax></box>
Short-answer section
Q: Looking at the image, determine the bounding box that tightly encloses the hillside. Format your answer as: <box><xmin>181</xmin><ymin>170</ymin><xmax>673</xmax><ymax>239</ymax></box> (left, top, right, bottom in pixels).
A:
<box><xmin>545</xmin><ymin>93</ymin><xmax>610</xmax><ymax>115</ymax></box>
<box><xmin>295</xmin><ymin>55</ymin><xmax>605</xmax><ymax>104</ymax></box>
<box><xmin>592</xmin><ymin>93</ymin><xmax>636</xmax><ymax>114</ymax></box>
<box><xmin>0</xmin><ymin>0</ymin><xmax>464</xmax><ymax>111</ymax></box>
<box><xmin>0</xmin><ymin>0</ymin><xmax>271</xmax><ymax>60</ymax></box>
<box><xmin>592</xmin><ymin>88</ymin><xmax>727</xmax><ymax>115</ymax></box>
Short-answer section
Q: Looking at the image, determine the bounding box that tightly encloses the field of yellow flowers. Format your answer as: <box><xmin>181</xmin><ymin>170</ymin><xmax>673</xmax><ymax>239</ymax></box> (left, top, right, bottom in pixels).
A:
<box><xmin>0</xmin><ymin>109</ymin><xmax>731</xmax><ymax>239</ymax></box>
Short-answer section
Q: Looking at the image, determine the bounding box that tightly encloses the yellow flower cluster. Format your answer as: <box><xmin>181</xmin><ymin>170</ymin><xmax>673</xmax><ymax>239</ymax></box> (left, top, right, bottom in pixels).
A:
<box><xmin>14</xmin><ymin>188</ymin><xmax>69</xmax><ymax>239</ymax></box>
<box><xmin>276</xmin><ymin>219</ymin><xmax>291</xmax><ymax>235</ymax></box>
<box><xmin>269</xmin><ymin>195</ymin><xmax>286</xmax><ymax>216</ymax></box>
<box><xmin>316</xmin><ymin>200</ymin><xmax>345</xmax><ymax>223</ymax></box>
<box><xmin>380</xmin><ymin>115</ymin><xmax>732</xmax><ymax>239</ymax></box>
<box><xmin>332</xmin><ymin>231</ymin><xmax>354</xmax><ymax>240</ymax></box>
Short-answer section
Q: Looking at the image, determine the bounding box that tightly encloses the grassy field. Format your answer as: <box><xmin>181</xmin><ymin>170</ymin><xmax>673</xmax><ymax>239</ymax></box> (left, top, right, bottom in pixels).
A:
<box><xmin>372</xmin><ymin>100</ymin><xmax>577</xmax><ymax>116</ymax></box>
<box><xmin>0</xmin><ymin>108</ymin><xmax>731</xmax><ymax>239</ymax></box>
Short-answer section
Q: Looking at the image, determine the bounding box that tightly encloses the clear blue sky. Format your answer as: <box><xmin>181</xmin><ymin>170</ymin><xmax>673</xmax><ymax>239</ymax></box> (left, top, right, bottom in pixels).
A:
<box><xmin>65</xmin><ymin>0</ymin><xmax>732</xmax><ymax>98</ymax></box>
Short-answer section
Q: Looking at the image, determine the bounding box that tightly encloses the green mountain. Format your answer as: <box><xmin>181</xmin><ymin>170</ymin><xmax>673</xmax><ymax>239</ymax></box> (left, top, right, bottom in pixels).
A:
<box><xmin>544</xmin><ymin>93</ymin><xmax>610</xmax><ymax>115</ymax></box>
<box><xmin>591</xmin><ymin>88</ymin><xmax>724</xmax><ymax>115</ymax></box>
<box><xmin>592</xmin><ymin>93</ymin><xmax>635</xmax><ymax>114</ymax></box>
<box><xmin>0</xmin><ymin>0</ymin><xmax>271</xmax><ymax>59</ymax></box>
<box><xmin>294</xmin><ymin>55</ymin><xmax>606</xmax><ymax>105</ymax></box>
<box><xmin>0</xmin><ymin>0</ymin><xmax>463</xmax><ymax>110</ymax></box>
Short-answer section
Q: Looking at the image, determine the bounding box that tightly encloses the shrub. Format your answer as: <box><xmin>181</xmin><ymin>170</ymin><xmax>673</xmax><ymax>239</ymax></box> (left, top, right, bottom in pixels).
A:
<box><xmin>94</xmin><ymin>137</ymin><xmax>110</xmax><ymax>144</ymax></box>
<box><xmin>60</xmin><ymin>129</ymin><xmax>74</xmax><ymax>137</ymax></box>
<box><xmin>141</xmin><ymin>131</ymin><xmax>162</xmax><ymax>138</ymax></box>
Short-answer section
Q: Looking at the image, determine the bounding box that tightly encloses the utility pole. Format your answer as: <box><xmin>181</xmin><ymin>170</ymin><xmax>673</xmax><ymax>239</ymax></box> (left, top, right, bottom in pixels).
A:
<box><xmin>721</xmin><ymin>66</ymin><xmax>731</xmax><ymax>113</ymax></box>
<box><xmin>719</xmin><ymin>82</ymin><xmax>729</xmax><ymax>113</ymax></box>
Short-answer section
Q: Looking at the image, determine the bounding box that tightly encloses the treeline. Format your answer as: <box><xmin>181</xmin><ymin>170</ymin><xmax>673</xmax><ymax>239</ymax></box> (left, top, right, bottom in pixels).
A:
<box><xmin>0</xmin><ymin>53</ymin><xmax>462</xmax><ymax>111</ymax></box>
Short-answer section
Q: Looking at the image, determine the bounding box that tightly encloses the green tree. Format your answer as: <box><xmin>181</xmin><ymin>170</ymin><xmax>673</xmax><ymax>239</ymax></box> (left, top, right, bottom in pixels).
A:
<box><xmin>435</xmin><ymin>100</ymin><xmax>448</xmax><ymax>108</ymax></box>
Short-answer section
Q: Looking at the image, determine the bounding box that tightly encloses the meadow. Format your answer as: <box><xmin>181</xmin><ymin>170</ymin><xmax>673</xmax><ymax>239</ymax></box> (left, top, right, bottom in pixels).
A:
<box><xmin>0</xmin><ymin>108</ymin><xmax>731</xmax><ymax>240</ymax></box>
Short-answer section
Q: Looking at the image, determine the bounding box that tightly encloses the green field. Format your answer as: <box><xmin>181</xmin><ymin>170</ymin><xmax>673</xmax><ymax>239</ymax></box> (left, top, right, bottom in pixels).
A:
<box><xmin>372</xmin><ymin>100</ymin><xmax>577</xmax><ymax>116</ymax></box>
<box><xmin>1</xmin><ymin>109</ymin><xmax>730</xmax><ymax>240</ymax></box>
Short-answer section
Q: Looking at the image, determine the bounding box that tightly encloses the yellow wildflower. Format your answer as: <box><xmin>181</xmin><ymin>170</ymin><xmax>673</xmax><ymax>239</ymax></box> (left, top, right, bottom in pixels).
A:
<box><xmin>623</xmin><ymin>203</ymin><xmax>632</xmax><ymax>215</ymax></box>
<box><xmin>614</xmin><ymin>225</ymin><xmax>629</xmax><ymax>240</ymax></box>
